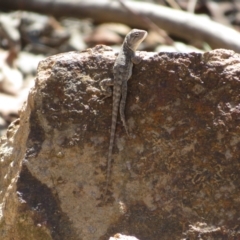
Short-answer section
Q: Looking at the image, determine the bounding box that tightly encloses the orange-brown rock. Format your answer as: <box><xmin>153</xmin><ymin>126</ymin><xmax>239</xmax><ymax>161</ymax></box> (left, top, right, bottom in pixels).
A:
<box><xmin>1</xmin><ymin>47</ymin><xmax>240</xmax><ymax>239</ymax></box>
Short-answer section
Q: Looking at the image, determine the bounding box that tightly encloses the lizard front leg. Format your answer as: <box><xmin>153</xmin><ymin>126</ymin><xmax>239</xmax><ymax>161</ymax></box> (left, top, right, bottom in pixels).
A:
<box><xmin>99</xmin><ymin>78</ymin><xmax>113</xmax><ymax>100</ymax></box>
<box><xmin>131</xmin><ymin>54</ymin><xmax>142</xmax><ymax>65</ymax></box>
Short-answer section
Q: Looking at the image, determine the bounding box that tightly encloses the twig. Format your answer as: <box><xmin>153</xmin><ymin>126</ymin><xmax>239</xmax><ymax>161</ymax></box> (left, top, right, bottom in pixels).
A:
<box><xmin>166</xmin><ymin>0</ymin><xmax>181</xmax><ymax>10</ymax></box>
<box><xmin>187</xmin><ymin>0</ymin><xmax>198</xmax><ymax>13</ymax></box>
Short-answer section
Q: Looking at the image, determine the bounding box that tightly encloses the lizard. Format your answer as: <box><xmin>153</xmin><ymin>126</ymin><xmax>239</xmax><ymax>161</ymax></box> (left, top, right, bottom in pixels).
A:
<box><xmin>100</xmin><ymin>29</ymin><xmax>148</xmax><ymax>197</ymax></box>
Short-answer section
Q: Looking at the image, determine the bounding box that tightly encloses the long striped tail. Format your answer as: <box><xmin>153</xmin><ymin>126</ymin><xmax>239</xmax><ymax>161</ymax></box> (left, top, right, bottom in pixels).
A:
<box><xmin>105</xmin><ymin>88</ymin><xmax>121</xmax><ymax>198</ymax></box>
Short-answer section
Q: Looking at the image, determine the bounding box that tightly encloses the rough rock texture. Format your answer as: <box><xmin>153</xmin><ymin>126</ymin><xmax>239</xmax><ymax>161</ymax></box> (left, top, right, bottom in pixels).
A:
<box><xmin>1</xmin><ymin>46</ymin><xmax>240</xmax><ymax>239</ymax></box>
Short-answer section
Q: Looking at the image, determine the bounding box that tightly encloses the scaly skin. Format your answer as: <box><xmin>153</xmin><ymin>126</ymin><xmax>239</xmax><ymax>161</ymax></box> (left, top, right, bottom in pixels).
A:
<box><xmin>100</xmin><ymin>29</ymin><xmax>148</xmax><ymax>198</ymax></box>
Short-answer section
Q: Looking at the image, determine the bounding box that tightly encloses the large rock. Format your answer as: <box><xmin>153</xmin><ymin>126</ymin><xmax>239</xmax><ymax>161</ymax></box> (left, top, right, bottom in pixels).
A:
<box><xmin>1</xmin><ymin>46</ymin><xmax>240</xmax><ymax>239</ymax></box>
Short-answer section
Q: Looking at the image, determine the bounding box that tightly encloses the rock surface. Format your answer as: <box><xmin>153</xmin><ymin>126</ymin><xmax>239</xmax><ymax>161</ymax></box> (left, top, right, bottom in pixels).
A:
<box><xmin>1</xmin><ymin>47</ymin><xmax>240</xmax><ymax>239</ymax></box>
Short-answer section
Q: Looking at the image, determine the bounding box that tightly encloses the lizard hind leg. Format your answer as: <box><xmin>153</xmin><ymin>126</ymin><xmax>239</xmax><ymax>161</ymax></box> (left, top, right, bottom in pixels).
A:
<box><xmin>99</xmin><ymin>78</ymin><xmax>114</xmax><ymax>100</ymax></box>
<box><xmin>120</xmin><ymin>81</ymin><xmax>129</xmax><ymax>136</ymax></box>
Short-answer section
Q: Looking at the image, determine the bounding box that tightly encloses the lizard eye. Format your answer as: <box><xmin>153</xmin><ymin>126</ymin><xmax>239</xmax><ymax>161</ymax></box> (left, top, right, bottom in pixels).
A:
<box><xmin>132</xmin><ymin>33</ymin><xmax>139</xmax><ymax>39</ymax></box>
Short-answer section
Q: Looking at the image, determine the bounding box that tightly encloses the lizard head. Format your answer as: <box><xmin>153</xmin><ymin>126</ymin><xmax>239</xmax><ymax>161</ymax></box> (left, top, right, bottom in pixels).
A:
<box><xmin>126</xmin><ymin>29</ymin><xmax>148</xmax><ymax>51</ymax></box>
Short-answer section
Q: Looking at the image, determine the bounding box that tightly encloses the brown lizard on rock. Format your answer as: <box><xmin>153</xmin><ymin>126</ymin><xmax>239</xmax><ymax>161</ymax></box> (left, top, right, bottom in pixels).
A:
<box><xmin>100</xmin><ymin>29</ymin><xmax>148</xmax><ymax>197</ymax></box>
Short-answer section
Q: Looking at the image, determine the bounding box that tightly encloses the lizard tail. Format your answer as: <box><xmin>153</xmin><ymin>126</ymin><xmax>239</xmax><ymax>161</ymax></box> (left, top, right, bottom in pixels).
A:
<box><xmin>105</xmin><ymin>90</ymin><xmax>121</xmax><ymax>197</ymax></box>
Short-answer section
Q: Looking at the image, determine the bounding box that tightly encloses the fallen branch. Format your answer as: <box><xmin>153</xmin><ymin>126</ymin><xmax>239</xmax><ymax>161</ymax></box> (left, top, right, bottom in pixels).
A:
<box><xmin>1</xmin><ymin>0</ymin><xmax>240</xmax><ymax>52</ymax></box>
